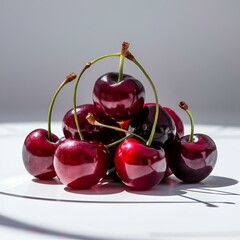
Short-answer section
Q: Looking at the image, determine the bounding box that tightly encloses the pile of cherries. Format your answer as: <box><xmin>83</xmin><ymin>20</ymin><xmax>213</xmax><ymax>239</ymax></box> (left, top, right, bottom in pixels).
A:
<box><xmin>22</xmin><ymin>42</ymin><xmax>218</xmax><ymax>190</ymax></box>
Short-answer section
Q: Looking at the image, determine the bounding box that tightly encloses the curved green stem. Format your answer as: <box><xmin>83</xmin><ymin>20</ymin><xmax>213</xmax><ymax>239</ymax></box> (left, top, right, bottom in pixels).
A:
<box><xmin>73</xmin><ymin>53</ymin><xmax>121</xmax><ymax>140</ymax></box>
<box><xmin>86</xmin><ymin>113</ymin><xmax>147</xmax><ymax>144</ymax></box>
<box><xmin>118</xmin><ymin>54</ymin><xmax>125</xmax><ymax>82</ymax></box>
<box><xmin>179</xmin><ymin>101</ymin><xmax>194</xmax><ymax>142</ymax></box>
<box><xmin>126</xmin><ymin>54</ymin><xmax>159</xmax><ymax>146</ymax></box>
<box><xmin>47</xmin><ymin>73</ymin><xmax>77</xmax><ymax>141</ymax></box>
<box><xmin>106</xmin><ymin>135</ymin><xmax>130</xmax><ymax>148</ymax></box>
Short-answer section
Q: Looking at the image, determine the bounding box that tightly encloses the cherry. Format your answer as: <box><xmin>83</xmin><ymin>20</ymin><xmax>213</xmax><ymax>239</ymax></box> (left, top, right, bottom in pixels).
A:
<box><xmin>62</xmin><ymin>103</ymin><xmax>124</xmax><ymax>145</ymax></box>
<box><xmin>22</xmin><ymin>73</ymin><xmax>76</xmax><ymax>179</ymax></box>
<box><xmin>114</xmin><ymin>138</ymin><xmax>166</xmax><ymax>190</ymax></box>
<box><xmin>92</xmin><ymin>43</ymin><xmax>145</xmax><ymax>121</ymax></box>
<box><xmin>53</xmin><ymin>139</ymin><xmax>110</xmax><ymax>189</ymax></box>
<box><xmin>22</xmin><ymin>129</ymin><xmax>60</xmax><ymax>179</ymax></box>
<box><xmin>92</xmin><ymin>72</ymin><xmax>145</xmax><ymax>121</ymax></box>
<box><xmin>169</xmin><ymin>101</ymin><xmax>218</xmax><ymax>183</ymax></box>
<box><xmin>121</xmin><ymin>104</ymin><xmax>183</xmax><ymax>139</ymax></box>
<box><xmin>128</xmin><ymin>103</ymin><xmax>176</xmax><ymax>150</ymax></box>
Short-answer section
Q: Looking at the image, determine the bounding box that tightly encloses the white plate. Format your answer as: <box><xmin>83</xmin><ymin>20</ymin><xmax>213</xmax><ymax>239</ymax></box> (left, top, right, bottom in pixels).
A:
<box><xmin>0</xmin><ymin>122</ymin><xmax>240</xmax><ymax>240</ymax></box>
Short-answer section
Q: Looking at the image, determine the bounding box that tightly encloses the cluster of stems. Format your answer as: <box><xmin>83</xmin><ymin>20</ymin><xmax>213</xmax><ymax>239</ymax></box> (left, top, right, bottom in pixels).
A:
<box><xmin>72</xmin><ymin>41</ymin><xmax>160</xmax><ymax>148</ymax></box>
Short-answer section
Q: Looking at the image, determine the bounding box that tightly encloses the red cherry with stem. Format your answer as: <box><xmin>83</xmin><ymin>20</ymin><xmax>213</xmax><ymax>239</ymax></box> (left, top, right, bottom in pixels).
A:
<box><xmin>92</xmin><ymin>42</ymin><xmax>145</xmax><ymax>121</ymax></box>
<box><xmin>22</xmin><ymin>129</ymin><xmax>59</xmax><ymax>179</ymax></box>
<box><xmin>53</xmin><ymin>139</ymin><xmax>110</xmax><ymax>189</ymax></box>
<box><xmin>169</xmin><ymin>101</ymin><xmax>218</xmax><ymax>183</ymax></box>
<box><xmin>114</xmin><ymin>138</ymin><xmax>166</xmax><ymax>190</ymax></box>
<box><xmin>114</xmin><ymin>50</ymin><xmax>167</xmax><ymax>190</ymax></box>
<box><xmin>22</xmin><ymin>73</ymin><xmax>77</xmax><ymax>179</ymax></box>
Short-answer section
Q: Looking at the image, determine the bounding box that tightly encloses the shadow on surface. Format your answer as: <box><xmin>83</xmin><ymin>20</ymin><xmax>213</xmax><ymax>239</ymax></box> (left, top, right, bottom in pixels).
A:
<box><xmin>0</xmin><ymin>176</ymin><xmax>239</xmax><ymax>239</ymax></box>
<box><xmin>127</xmin><ymin>175</ymin><xmax>239</xmax><ymax>197</ymax></box>
<box><xmin>32</xmin><ymin>178</ymin><xmax>62</xmax><ymax>185</ymax></box>
<box><xmin>0</xmin><ymin>214</ymin><xmax>104</xmax><ymax>240</ymax></box>
<box><xmin>0</xmin><ymin>175</ymin><xmax>238</xmax><ymax>206</ymax></box>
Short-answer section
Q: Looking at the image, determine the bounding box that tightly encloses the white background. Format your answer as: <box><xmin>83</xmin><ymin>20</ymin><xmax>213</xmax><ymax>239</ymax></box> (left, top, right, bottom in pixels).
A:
<box><xmin>0</xmin><ymin>0</ymin><xmax>240</xmax><ymax>127</ymax></box>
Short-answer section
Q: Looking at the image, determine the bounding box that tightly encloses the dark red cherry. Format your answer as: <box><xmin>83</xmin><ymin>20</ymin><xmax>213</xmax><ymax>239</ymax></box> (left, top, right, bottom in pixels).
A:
<box><xmin>128</xmin><ymin>103</ymin><xmax>176</xmax><ymax>150</ymax></box>
<box><xmin>92</xmin><ymin>72</ymin><xmax>145</xmax><ymax>121</ymax></box>
<box><xmin>22</xmin><ymin>129</ymin><xmax>60</xmax><ymax>179</ymax></box>
<box><xmin>53</xmin><ymin>139</ymin><xmax>110</xmax><ymax>189</ymax></box>
<box><xmin>169</xmin><ymin>134</ymin><xmax>217</xmax><ymax>183</ymax></box>
<box><xmin>114</xmin><ymin>138</ymin><xmax>167</xmax><ymax>190</ymax></box>
<box><xmin>169</xmin><ymin>101</ymin><xmax>217</xmax><ymax>183</ymax></box>
<box><xmin>62</xmin><ymin>103</ymin><xmax>125</xmax><ymax>145</ymax></box>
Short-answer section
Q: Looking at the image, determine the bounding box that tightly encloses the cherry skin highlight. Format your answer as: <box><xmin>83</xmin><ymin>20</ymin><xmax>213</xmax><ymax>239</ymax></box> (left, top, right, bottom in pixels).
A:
<box><xmin>114</xmin><ymin>138</ymin><xmax>167</xmax><ymax>190</ymax></box>
<box><xmin>53</xmin><ymin>139</ymin><xmax>110</xmax><ymax>189</ymax></box>
<box><xmin>22</xmin><ymin>129</ymin><xmax>60</xmax><ymax>179</ymax></box>
<box><xmin>93</xmin><ymin>72</ymin><xmax>145</xmax><ymax>121</ymax></box>
<box><xmin>169</xmin><ymin>134</ymin><xmax>217</xmax><ymax>183</ymax></box>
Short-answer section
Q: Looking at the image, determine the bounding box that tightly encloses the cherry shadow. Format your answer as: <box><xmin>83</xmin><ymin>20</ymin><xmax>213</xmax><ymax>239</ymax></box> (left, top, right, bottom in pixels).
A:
<box><xmin>0</xmin><ymin>175</ymin><xmax>238</xmax><ymax>207</ymax></box>
<box><xmin>32</xmin><ymin>177</ymin><xmax>62</xmax><ymax>185</ymax></box>
<box><xmin>64</xmin><ymin>181</ymin><xmax>125</xmax><ymax>195</ymax></box>
<box><xmin>64</xmin><ymin>175</ymin><xmax>239</xmax><ymax>199</ymax></box>
<box><xmin>126</xmin><ymin>175</ymin><xmax>239</xmax><ymax>208</ymax></box>
<box><xmin>126</xmin><ymin>175</ymin><xmax>239</xmax><ymax>197</ymax></box>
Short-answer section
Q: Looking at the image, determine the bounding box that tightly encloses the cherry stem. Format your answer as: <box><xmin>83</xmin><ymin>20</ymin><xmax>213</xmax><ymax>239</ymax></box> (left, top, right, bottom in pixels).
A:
<box><xmin>118</xmin><ymin>42</ymin><xmax>129</xmax><ymax>82</ymax></box>
<box><xmin>47</xmin><ymin>73</ymin><xmax>77</xmax><ymax>141</ymax></box>
<box><xmin>179</xmin><ymin>101</ymin><xmax>194</xmax><ymax>142</ymax></box>
<box><xmin>73</xmin><ymin>53</ymin><xmax>121</xmax><ymax>140</ymax></box>
<box><xmin>126</xmin><ymin>52</ymin><xmax>159</xmax><ymax>147</ymax></box>
<box><xmin>106</xmin><ymin>135</ymin><xmax>131</xmax><ymax>149</ymax></box>
<box><xmin>86</xmin><ymin>113</ymin><xmax>147</xmax><ymax>145</ymax></box>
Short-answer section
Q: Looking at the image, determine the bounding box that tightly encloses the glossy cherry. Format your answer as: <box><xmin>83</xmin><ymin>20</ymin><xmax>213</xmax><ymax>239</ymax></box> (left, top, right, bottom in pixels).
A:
<box><xmin>22</xmin><ymin>73</ymin><xmax>76</xmax><ymax>180</ymax></box>
<box><xmin>128</xmin><ymin>103</ymin><xmax>176</xmax><ymax>150</ymax></box>
<box><xmin>92</xmin><ymin>72</ymin><xmax>145</xmax><ymax>121</ymax></box>
<box><xmin>53</xmin><ymin>139</ymin><xmax>110</xmax><ymax>189</ymax></box>
<box><xmin>62</xmin><ymin>103</ymin><xmax>124</xmax><ymax>145</ymax></box>
<box><xmin>114</xmin><ymin>138</ymin><xmax>166</xmax><ymax>190</ymax></box>
<box><xmin>22</xmin><ymin>129</ymin><xmax>60</xmax><ymax>179</ymax></box>
<box><xmin>169</xmin><ymin>101</ymin><xmax>217</xmax><ymax>183</ymax></box>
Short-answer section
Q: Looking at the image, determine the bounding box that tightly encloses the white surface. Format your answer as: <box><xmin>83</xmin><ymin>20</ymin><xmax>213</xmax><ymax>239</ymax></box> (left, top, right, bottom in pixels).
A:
<box><xmin>0</xmin><ymin>122</ymin><xmax>240</xmax><ymax>240</ymax></box>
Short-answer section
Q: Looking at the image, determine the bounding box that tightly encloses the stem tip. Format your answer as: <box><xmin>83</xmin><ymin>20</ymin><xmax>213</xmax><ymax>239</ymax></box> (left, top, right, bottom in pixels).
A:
<box><xmin>86</xmin><ymin>113</ymin><xmax>96</xmax><ymax>125</ymax></box>
<box><xmin>179</xmin><ymin>101</ymin><xmax>189</xmax><ymax>111</ymax></box>
<box><xmin>121</xmin><ymin>42</ymin><xmax>130</xmax><ymax>56</ymax></box>
<box><xmin>65</xmin><ymin>72</ymin><xmax>77</xmax><ymax>83</ymax></box>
